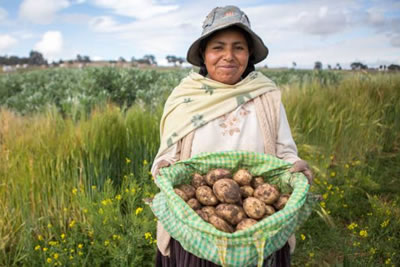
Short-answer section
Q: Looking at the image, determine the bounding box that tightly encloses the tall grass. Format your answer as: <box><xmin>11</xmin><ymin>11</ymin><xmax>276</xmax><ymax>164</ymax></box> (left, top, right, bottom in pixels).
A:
<box><xmin>0</xmin><ymin>69</ymin><xmax>399</xmax><ymax>266</ymax></box>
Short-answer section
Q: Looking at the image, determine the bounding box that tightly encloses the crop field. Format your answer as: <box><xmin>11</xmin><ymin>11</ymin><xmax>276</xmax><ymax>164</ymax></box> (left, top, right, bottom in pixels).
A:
<box><xmin>0</xmin><ymin>67</ymin><xmax>399</xmax><ymax>266</ymax></box>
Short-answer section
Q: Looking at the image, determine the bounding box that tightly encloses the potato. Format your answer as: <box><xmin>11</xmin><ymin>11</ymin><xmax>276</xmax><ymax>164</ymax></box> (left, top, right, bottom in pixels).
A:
<box><xmin>243</xmin><ymin>197</ymin><xmax>266</xmax><ymax>219</ymax></box>
<box><xmin>196</xmin><ymin>210</ymin><xmax>209</xmax><ymax>222</ymax></box>
<box><xmin>201</xmin><ymin>206</ymin><xmax>216</xmax><ymax>218</ymax></box>
<box><xmin>213</xmin><ymin>178</ymin><xmax>241</xmax><ymax>204</ymax></box>
<box><xmin>196</xmin><ymin>186</ymin><xmax>219</xmax><ymax>206</ymax></box>
<box><xmin>191</xmin><ymin>173</ymin><xmax>207</xmax><ymax>188</ymax></box>
<box><xmin>236</xmin><ymin>218</ymin><xmax>258</xmax><ymax>231</ymax></box>
<box><xmin>233</xmin><ymin>169</ymin><xmax>252</xmax><ymax>186</ymax></box>
<box><xmin>264</xmin><ymin>204</ymin><xmax>276</xmax><ymax>216</ymax></box>
<box><xmin>274</xmin><ymin>194</ymin><xmax>290</xmax><ymax>210</ymax></box>
<box><xmin>215</xmin><ymin>204</ymin><xmax>247</xmax><ymax>225</ymax></box>
<box><xmin>174</xmin><ymin>188</ymin><xmax>189</xmax><ymax>202</ymax></box>
<box><xmin>254</xmin><ymin>183</ymin><xmax>280</xmax><ymax>204</ymax></box>
<box><xmin>208</xmin><ymin>215</ymin><xmax>234</xmax><ymax>233</ymax></box>
<box><xmin>177</xmin><ymin>184</ymin><xmax>196</xmax><ymax>199</ymax></box>
<box><xmin>187</xmin><ymin>198</ymin><xmax>202</xmax><ymax>210</ymax></box>
<box><xmin>205</xmin><ymin>168</ymin><xmax>232</xmax><ymax>186</ymax></box>
<box><xmin>240</xmin><ymin>185</ymin><xmax>254</xmax><ymax>198</ymax></box>
<box><xmin>251</xmin><ymin>177</ymin><xmax>265</xmax><ymax>188</ymax></box>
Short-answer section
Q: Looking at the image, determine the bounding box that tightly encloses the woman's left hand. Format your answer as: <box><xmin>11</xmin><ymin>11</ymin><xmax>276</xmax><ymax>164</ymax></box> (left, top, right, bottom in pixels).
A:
<box><xmin>289</xmin><ymin>160</ymin><xmax>313</xmax><ymax>185</ymax></box>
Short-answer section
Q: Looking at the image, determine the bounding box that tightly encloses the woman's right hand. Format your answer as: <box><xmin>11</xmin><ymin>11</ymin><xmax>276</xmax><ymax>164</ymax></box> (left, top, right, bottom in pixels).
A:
<box><xmin>153</xmin><ymin>159</ymin><xmax>171</xmax><ymax>177</ymax></box>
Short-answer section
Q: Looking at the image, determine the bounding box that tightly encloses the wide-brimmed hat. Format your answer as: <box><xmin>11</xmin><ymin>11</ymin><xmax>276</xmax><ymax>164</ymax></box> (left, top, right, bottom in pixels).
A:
<box><xmin>186</xmin><ymin>5</ymin><xmax>269</xmax><ymax>67</ymax></box>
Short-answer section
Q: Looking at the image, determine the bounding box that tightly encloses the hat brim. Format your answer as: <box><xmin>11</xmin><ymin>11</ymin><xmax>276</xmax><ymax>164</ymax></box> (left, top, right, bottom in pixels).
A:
<box><xmin>186</xmin><ymin>23</ymin><xmax>269</xmax><ymax>67</ymax></box>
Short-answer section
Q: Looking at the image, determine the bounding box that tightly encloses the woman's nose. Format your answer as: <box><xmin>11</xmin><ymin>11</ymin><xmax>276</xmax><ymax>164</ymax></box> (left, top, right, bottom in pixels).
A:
<box><xmin>223</xmin><ymin>48</ymin><xmax>234</xmax><ymax>61</ymax></box>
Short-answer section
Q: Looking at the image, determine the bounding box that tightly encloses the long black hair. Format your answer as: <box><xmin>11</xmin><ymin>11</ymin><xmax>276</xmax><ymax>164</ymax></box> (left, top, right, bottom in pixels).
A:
<box><xmin>198</xmin><ymin>25</ymin><xmax>256</xmax><ymax>79</ymax></box>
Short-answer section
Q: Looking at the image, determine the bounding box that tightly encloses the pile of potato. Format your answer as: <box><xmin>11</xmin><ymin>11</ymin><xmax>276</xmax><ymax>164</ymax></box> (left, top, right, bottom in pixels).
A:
<box><xmin>173</xmin><ymin>168</ymin><xmax>291</xmax><ymax>233</ymax></box>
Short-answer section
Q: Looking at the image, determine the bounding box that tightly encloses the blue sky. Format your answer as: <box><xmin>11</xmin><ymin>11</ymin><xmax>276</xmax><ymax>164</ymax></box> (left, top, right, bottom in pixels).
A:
<box><xmin>0</xmin><ymin>0</ymin><xmax>399</xmax><ymax>69</ymax></box>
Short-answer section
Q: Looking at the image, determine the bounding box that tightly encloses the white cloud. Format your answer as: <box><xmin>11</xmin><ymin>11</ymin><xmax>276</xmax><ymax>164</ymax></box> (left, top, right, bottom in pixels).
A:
<box><xmin>19</xmin><ymin>0</ymin><xmax>70</xmax><ymax>24</ymax></box>
<box><xmin>92</xmin><ymin>0</ymin><xmax>178</xmax><ymax>19</ymax></box>
<box><xmin>0</xmin><ymin>34</ymin><xmax>18</xmax><ymax>51</ymax></box>
<box><xmin>34</xmin><ymin>31</ymin><xmax>63</xmax><ymax>60</ymax></box>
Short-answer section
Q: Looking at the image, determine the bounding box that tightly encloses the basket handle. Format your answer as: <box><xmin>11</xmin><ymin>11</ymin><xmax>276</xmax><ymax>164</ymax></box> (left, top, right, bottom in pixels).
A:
<box><xmin>253</xmin><ymin>230</ymin><xmax>267</xmax><ymax>267</ymax></box>
<box><xmin>215</xmin><ymin>237</ymin><xmax>228</xmax><ymax>266</ymax></box>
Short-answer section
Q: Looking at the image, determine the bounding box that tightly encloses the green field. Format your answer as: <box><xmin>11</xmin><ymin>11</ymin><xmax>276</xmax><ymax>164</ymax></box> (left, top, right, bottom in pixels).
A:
<box><xmin>0</xmin><ymin>67</ymin><xmax>399</xmax><ymax>266</ymax></box>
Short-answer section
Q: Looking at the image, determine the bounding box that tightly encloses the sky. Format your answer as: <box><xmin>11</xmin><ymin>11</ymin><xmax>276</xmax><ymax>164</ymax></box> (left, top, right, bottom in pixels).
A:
<box><xmin>0</xmin><ymin>0</ymin><xmax>399</xmax><ymax>69</ymax></box>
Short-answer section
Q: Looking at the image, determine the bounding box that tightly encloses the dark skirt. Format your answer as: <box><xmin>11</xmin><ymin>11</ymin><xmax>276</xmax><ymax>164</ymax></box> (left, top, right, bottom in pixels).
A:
<box><xmin>156</xmin><ymin>237</ymin><xmax>290</xmax><ymax>267</ymax></box>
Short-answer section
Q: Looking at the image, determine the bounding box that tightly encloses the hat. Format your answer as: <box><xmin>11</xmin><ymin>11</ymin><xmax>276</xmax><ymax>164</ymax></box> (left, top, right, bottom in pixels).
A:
<box><xmin>186</xmin><ymin>5</ymin><xmax>269</xmax><ymax>67</ymax></box>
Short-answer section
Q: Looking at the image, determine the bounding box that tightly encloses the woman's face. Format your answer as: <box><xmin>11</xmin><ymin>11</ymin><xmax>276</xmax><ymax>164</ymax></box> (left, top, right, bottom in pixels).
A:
<box><xmin>203</xmin><ymin>28</ymin><xmax>249</xmax><ymax>85</ymax></box>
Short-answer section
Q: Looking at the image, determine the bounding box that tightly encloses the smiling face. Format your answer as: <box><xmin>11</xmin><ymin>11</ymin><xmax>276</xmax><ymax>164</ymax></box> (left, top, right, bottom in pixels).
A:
<box><xmin>203</xmin><ymin>28</ymin><xmax>250</xmax><ymax>85</ymax></box>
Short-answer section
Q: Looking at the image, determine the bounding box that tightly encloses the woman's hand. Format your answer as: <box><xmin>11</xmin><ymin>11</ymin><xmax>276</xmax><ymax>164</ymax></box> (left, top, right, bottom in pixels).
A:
<box><xmin>153</xmin><ymin>160</ymin><xmax>171</xmax><ymax>177</ymax></box>
<box><xmin>289</xmin><ymin>160</ymin><xmax>313</xmax><ymax>185</ymax></box>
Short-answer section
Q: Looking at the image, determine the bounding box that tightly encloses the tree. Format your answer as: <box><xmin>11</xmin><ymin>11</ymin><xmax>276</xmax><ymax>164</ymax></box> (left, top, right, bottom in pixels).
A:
<box><xmin>29</xmin><ymin>50</ymin><xmax>47</xmax><ymax>65</ymax></box>
<box><xmin>314</xmin><ymin>61</ymin><xmax>322</xmax><ymax>70</ymax></box>
<box><xmin>350</xmin><ymin>62</ymin><xmax>368</xmax><ymax>70</ymax></box>
<box><xmin>166</xmin><ymin>55</ymin><xmax>185</xmax><ymax>66</ymax></box>
<box><xmin>388</xmin><ymin>64</ymin><xmax>400</xmax><ymax>71</ymax></box>
<box><xmin>292</xmin><ymin>62</ymin><xmax>297</xmax><ymax>69</ymax></box>
<box><xmin>143</xmin><ymin>54</ymin><xmax>157</xmax><ymax>65</ymax></box>
<box><xmin>119</xmin><ymin>57</ymin><xmax>126</xmax><ymax>62</ymax></box>
<box><xmin>336</xmin><ymin>63</ymin><xmax>342</xmax><ymax>70</ymax></box>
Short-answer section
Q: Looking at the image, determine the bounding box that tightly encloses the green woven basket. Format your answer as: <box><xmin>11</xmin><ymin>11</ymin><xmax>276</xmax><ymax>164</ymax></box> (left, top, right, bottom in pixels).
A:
<box><xmin>151</xmin><ymin>151</ymin><xmax>315</xmax><ymax>267</ymax></box>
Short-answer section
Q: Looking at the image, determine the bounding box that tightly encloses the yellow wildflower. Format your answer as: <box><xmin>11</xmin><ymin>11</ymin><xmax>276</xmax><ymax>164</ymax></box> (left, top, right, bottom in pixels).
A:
<box><xmin>37</xmin><ymin>234</ymin><xmax>43</xmax><ymax>241</ymax></box>
<box><xmin>359</xmin><ymin>230</ymin><xmax>368</xmax><ymax>238</ymax></box>
<box><xmin>78</xmin><ymin>243</ymin><xmax>83</xmax><ymax>249</ymax></box>
<box><xmin>320</xmin><ymin>202</ymin><xmax>326</xmax><ymax>208</ymax></box>
<box><xmin>115</xmin><ymin>194</ymin><xmax>122</xmax><ymax>201</ymax></box>
<box><xmin>125</xmin><ymin>188</ymin><xmax>129</xmax><ymax>193</ymax></box>
<box><xmin>91</xmin><ymin>185</ymin><xmax>97</xmax><ymax>190</ymax></box>
<box><xmin>49</xmin><ymin>241</ymin><xmax>57</xmax><ymax>246</ymax></box>
<box><xmin>145</xmin><ymin>232</ymin><xmax>152</xmax><ymax>240</ymax></box>
<box><xmin>330</xmin><ymin>172</ymin><xmax>336</xmax><ymax>177</ymax></box>
<box><xmin>34</xmin><ymin>245</ymin><xmax>41</xmax><ymax>251</ymax></box>
<box><xmin>300</xmin><ymin>234</ymin><xmax>306</xmax><ymax>241</ymax></box>
<box><xmin>53</xmin><ymin>253</ymin><xmax>59</xmax><ymax>260</ymax></box>
<box><xmin>69</xmin><ymin>256</ymin><xmax>74</xmax><ymax>260</ymax></box>
<box><xmin>343</xmin><ymin>204</ymin><xmax>348</xmax><ymax>208</ymax></box>
<box><xmin>309</xmin><ymin>252</ymin><xmax>314</xmax><ymax>258</ymax></box>
<box><xmin>126</xmin><ymin>158</ymin><xmax>131</xmax><ymax>164</ymax></box>
<box><xmin>135</xmin><ymin>207</ymin><xmax>143</xmax><ymax>215</ymax></box>
<box><xmin>69</xmin><ymin>220</ymin><xmax>76</xmax><ymax>228</ymax></box>
<box><xmin>43</xmin><ymin>247</ymin><xmax>48</xmax><ymax>252</ymax></box>
<box><xmin>104</xmin><ymin>240</ymin><xmax>110</xmax><ymax>246</ymax></box>
<box><xmin>70</xmin><ymin>249</ymin><xmax>75</xmax><ymax>253</ymax></box>
<box><xmin>61</xmin><ymin>233</ymin><xmax>66</xmax><ymax>239</ymax></box>
<box><xmin>47</xmin><ymin>223</ymin><xmax>52</xmax><ymax>228</ymax></box>
<box><xmin>381</xmin><ymin>219</ymin><xmax>390</xmax><ymax>228</ymax></box>
<box><xmin>345</xmin><ymin>164</ymin><xmax>349</xmax><ymax>168</ymax></box>
<box><xmin>143</xmin><ymin>159</ymin><xmax>148</xmax><ymax>166</ymax></box>
<box><xmin>322</xmin><ymin>193</ymin><xmax>328</xmax><ymax>200</ymax></box>
<box><xmin>47</xmin><ymin>258</ymin><xmax>52</xmax><ymax>263</ymax></box>
<box><xmin>78</xmin><ymin>251</ymin><xmax>83</xmax><ymax>256</ymax></box>
<box><xmin>72</xmin><ymin>188</ymin><xmax>78</xmax><ymax>195</ymax></box>
<box><xmin>98</xmin><ymin>208</ymin><xmax>104</xmax><ymax>214</ymax></box>
<box><xmin>369</xmin><ymin>248</ymin><xmax>376</xmax><ymax>255</ymax></box>
<box><xmin>83</xmin><ymin>208</ymin><xmax>88</xmax><ymax>213</ymax></box>
<box><xmin>385</xmin><ymin>258</ymin><xmax>391</xmax><ymax>265</ymax></box>
<box><xmin>353</xmin><ymin>241</ymin><xmax>360</xmax><ymax>247</ymax></box>
<box><xmin>88</xmin><ymin>231</ymin><xmax>94</xmax><ymax>237</ymax></box>
<box><xmin>131</xmin><ymin>188</ymin><xmax>136</xmax><ymax>194</ymax></box>
<box><xmin>347</xmin><ymin>223</ymin><xmax>358</xmax><ymax>230</ymax></box>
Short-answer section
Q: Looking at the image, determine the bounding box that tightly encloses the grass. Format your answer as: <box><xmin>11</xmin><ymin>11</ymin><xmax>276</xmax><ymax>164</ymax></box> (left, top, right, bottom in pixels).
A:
<box><xmin>0</xmin><ymin>69</ymin><xmax>399</xmax><ymax>266</ymax></box>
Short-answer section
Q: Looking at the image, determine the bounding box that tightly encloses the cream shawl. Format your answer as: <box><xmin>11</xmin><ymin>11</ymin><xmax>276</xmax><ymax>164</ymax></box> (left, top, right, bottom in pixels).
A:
<box><xmin>156</xmin><ymin>71</ymin><xmax>279</xmax><ymax>157</ymax></box>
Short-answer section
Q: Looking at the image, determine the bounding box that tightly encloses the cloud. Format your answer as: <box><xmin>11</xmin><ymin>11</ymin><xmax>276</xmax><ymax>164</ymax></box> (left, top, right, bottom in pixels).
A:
<box><xmin>391</xmin><ymin>35</ymin><xmax>400</xmax><ymax>47</ymax></box>
<box><xmin>18</xmin><ymin>0</ymin><xmax>70</xmax><ymax>24</ymax></box>
<box><xmin>34</xmin><ymin>31</ymin><xmax>63</xmax><ymax>60</ymax></box>
<box><xmin>91</xmin><ymin>0</ymin><xmax>179</xmax><ymax>19</ymax></box>
<box><xmin>0</xmin><ymin>34</ymin><xmax>18</xmax><ymax>51</ymax></box>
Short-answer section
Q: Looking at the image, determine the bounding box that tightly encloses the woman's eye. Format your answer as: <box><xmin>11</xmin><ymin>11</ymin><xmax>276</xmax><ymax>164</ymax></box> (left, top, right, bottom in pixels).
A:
<box><xmin>235</xmin><ymin>46</ymin><xmax>244</xmax><ymax>50</ymax></box>
<box><xmin>213</xmin><ymin>46</ymin><xmax>222</xmax><ymax>50</ymax></box>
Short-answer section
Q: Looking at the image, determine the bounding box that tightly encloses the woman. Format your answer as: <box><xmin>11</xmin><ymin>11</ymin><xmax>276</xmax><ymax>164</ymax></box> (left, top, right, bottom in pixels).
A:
<box><xmin>151</xmin><ymin>5</ymin><xmax>312</xmax><ymax>267</ymax></box>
